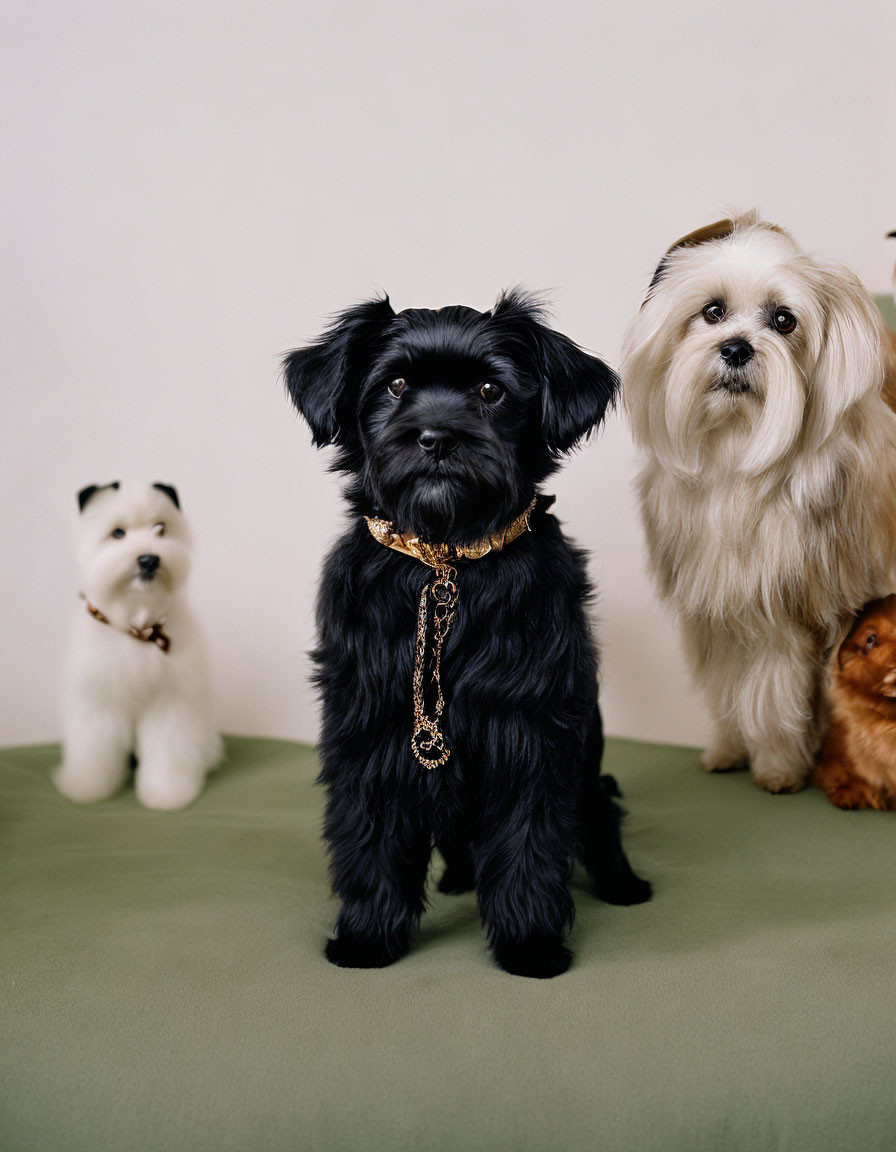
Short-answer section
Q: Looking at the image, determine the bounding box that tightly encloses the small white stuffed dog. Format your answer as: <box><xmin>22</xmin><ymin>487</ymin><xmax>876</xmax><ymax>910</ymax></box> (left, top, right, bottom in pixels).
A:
<box><xmin>55</xmin><ymin>481</ymin><xmax>222</xmax><ymax>809</ymax></box>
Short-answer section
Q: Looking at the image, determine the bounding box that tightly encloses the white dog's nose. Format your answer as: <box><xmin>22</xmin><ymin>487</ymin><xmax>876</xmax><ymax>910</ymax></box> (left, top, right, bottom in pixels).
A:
<box><xmin>137</xmin><ymin>554</ymin><xmax>160</xmax><ymax>576</ymax></box>
<box><xmin>719</xmin><ymin>339</ymin><xmax>754</xmax><ymax>368</ymax></box>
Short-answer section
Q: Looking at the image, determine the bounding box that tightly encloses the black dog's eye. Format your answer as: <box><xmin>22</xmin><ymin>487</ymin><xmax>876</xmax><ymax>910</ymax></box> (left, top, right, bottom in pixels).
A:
<box><xmin>865</xmin><ymin>632</ymin><xmax>878</xmax><ymax>651</ymax></box>
<box><xmin>387</xmin><ymin>378</ymin><xmax>407</xmax><ymax>398</ymax></box>
<box><xmin>772</xmin><ymin>308</ymin><xmax>797</xmax><ymax>335</ymax></box>
<box><xmin>110</xmin><ymin>527</ymin><xmax>126</xmax><ymax>539</ymax></box>
<box><xmin>702</xmin><ymin>303</ymin><xmax>725</xmax><ymax>325</ymax></box>
<box><xmin>479</xmin><ymin>381</ymin><xmax>504</xmax><ymax>405</ymax></box>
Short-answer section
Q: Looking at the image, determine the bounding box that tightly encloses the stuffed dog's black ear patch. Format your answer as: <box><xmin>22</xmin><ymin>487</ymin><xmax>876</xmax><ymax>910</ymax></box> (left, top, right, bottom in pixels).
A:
<box><xmin>489</xmin><ymin>289</ymin><xmax>618</xmax><ymax>455</ymax></box>
<box><xmin>77</xmin><ymin>485</ymin><xmax>100</xmax><ymax>512</ymax></box>
<box><xmin>152</xmin><ymin>483</ymin><xmax>180</xmax><ymax>510</ymax></box>
<box><xmin>283</xmin><ymin>296</ymin><xmax>397</xmax><ymax>448</ymax></box>
<box><xmin>77</xmin><ymin>481</ymin><xmax>120</xmax><ymax>512</ymax></box>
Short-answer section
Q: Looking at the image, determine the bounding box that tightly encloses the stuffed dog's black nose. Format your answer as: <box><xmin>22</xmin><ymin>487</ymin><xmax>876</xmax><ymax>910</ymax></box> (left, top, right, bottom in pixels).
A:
<box><xmin>719</xmin><ymin>339</ymin><xmax>754</xmax><ymax>368</ymax></box>
<box><xmin>137</xmin><ymin>554</ymin><xmax>160</xmax><ymax>576</ymax></box>
<box><xmin>417</xmin><ymin>428</ymin><xmax>458</xmax><ymax>459</ymax></box>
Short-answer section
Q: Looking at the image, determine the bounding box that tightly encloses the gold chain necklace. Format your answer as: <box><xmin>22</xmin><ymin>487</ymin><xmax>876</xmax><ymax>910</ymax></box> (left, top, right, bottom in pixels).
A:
<box><xmin>410</xmin><ymin>563</ymin><xmax>458</xmax><ymax>767</ymax></box>
<box><xmin>364</xmin><ymin>496</ymin><xmax>538</xmax><ymax>769</ymax></box>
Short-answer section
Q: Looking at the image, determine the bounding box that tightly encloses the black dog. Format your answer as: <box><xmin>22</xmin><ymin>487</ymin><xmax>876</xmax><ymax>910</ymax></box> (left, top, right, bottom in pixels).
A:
<box><xmin>284</xmin><ymin>290</ymin><xmax>650</xmax><ymax>978</ymax></box>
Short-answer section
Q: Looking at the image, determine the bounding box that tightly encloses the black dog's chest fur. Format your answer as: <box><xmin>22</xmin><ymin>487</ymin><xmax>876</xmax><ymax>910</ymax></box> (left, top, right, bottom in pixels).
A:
<box><xmin>313</xmin><ymin>506</ymin><xmax>596</xmax><ymax>830</ymax></box>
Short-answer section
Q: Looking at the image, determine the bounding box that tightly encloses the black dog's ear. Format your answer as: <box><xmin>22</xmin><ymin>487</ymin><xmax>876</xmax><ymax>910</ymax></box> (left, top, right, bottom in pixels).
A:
<box><xmin>152</xmin><ymin>483</ymin><xmax>180</xmax><ymax>510</ymax></box>
<box><xmin>490</xmin><ymin>289</ymin><xmax>619</xmax><ymax>454</ymax></box>
<box><xmin>282</xmin><ymin>296</ymin><xmax>397</xmax><ymax>447</ymax></box>
<box><xmin>77</xmin><ymin>481</ymin><xmax>120</xmax><ymax>512</ymax></box>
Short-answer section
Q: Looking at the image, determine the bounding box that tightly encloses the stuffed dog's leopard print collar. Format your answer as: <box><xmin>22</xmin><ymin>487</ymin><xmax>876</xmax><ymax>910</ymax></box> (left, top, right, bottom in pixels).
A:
<box><xmin>86</xmin><ymin>601</ymin><xmax>171</xmax><ymax>653</ymax></box>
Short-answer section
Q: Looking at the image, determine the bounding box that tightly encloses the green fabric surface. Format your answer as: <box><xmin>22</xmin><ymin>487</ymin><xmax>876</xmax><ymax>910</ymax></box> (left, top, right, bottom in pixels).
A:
<box><xmin>874</xmin><ymin>292</ymin><xmax>895</xmax><ymax>331</ymax></box>
<box><xmin>2</xmin><ymin>735</ymin><xmax>895</xmax><ymax>1152</ymax></box>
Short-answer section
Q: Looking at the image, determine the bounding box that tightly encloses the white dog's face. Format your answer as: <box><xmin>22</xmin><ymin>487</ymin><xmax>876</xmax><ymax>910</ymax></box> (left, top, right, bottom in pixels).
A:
<box><xmin>76</xmin><ymin>481</ymin><xmax>192</xmax><ymax>625</ymax></box>
<box><xmin>623</xmin><ymin>214</ymin><xmax>887</xmax><ymax>479</ymax></box>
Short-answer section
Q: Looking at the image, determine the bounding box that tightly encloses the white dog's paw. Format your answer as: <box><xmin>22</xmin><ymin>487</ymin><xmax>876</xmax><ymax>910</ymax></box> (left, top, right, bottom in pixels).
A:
<box><xmin>701</xmin><ymin>732</ymin><xmax>748</xmax><ymax>774</ymax></box>
<box><xmin>135</xmin><ymin>768</ymin><xmax>206</xmax><ymax>811</ymax></box>
<box><xmin>53</xmin><ymin>764</ymin><xmax>125</xmax><ymax>804</ymax></box>
<box><xmin>750</xmin><ymin>753</ymin><xmax>810</xmax><ymax>794</ymax></box>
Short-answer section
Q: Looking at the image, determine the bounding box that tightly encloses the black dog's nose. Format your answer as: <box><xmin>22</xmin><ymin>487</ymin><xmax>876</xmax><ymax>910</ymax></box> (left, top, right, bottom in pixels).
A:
<box><xmin>417</xmin><ymin>428</ymin><xmax>458</xmax><ymax>459</ymax></box>
<box><xmin>137</xmin><ymin>554</ymin><xmax>160</xmax><ymax>576</ymax></box>
<box><xmin>719</xmin><ymin>339</ymin><xmax>754</xmax><ymax>368</ymax></box>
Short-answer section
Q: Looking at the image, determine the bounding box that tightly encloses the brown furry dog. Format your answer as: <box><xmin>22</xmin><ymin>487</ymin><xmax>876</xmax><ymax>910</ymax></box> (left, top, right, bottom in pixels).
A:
<box><xmin>814</xmin><ymin>595</ymin><xmax>896</xmax><ymax>809</ymax></box>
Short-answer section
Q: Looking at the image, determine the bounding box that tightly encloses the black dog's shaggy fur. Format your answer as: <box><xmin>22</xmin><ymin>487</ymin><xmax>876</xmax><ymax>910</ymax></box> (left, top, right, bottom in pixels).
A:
<box><xmin>284</xmin><ymin>290</ymin><xmax>650</xmax><ymax>978</ymax></box>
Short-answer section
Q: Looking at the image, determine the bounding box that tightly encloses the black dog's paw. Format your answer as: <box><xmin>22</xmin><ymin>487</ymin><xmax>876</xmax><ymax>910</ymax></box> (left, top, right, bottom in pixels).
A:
<box><xmin>594</xmin><ymin>852</ymin><xmax>653</xmax><ymax>906</ymax></box>
<box><xmin>597</xmin><ymin>872</ymin><xmax>653</xmax><ymax>906</ymax></box>
<box><xmin>437</xmin><ymin>861</ymin><xmax>476</xmax><ymax>895</ymax></box>
<box><xmin>492</xmin><ymin>934</ymin><xmax>572</xmax><ymax>979</ymax></box>
<box><xmin>325</xmin><ymin>932</ymin><xmax>408</xmax><ymax>969</ymax></box>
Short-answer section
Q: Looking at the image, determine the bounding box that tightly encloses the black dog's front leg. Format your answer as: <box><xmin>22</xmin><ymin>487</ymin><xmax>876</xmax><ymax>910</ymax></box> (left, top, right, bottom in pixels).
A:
<box><xmin>473</xmin><ymin>755</ymin><xmax>577</xmax><ymax>979</ymax></box>
<box><xmin>323</xmin><ymin>774</ymin><xmax>431</xmax><ymax>969</ymax></box>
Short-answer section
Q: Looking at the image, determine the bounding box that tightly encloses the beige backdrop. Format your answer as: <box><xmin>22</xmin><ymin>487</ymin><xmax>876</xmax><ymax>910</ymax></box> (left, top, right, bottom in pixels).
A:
<box><xmin>3</xmin><ymin>0</ymin><xmax>895</xmax><ymax>746</ymax></box>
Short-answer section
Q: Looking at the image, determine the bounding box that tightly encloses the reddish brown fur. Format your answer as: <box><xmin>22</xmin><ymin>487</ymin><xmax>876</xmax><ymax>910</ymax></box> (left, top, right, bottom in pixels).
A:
<box><xmin>814</xmin><ymin>594</ymin><xmax>896</xmax><ymax>809</ymax></box>
<box><xmin>815</xmin><ymin>326</ymin><xmax>896</xmax><ymax>809</ymax></box>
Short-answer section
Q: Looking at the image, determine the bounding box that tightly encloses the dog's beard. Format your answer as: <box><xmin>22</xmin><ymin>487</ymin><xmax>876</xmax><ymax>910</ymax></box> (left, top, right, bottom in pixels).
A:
<box><xmin>647</xmin><ymin>335</ymin><xmax>806</xmax><ymax>480</ymax></box>
<box><xmin>363</xmin><ymin>428</ymin><xmax>527</xmax><ymax>545</ymax></box>
<box><xmin>80</xmin><ymin>540</ymin><xmax>191</xmax><ymax>627</ymax></box>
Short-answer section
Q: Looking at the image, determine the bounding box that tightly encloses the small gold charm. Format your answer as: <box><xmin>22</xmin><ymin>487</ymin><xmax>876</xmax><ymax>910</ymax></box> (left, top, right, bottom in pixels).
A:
<box><xmin>411</xmin><ymin>719</ymin><xmax>449</xmax><ymax>766</ymax></box>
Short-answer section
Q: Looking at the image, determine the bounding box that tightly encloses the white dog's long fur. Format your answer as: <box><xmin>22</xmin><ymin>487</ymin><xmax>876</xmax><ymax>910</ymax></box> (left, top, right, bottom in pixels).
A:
<box><xmin>623</xmin><ymin>212</ymin><xmax>896</xmax><ymax>792</ymax></box>
<box><xmin>55</xmin><ymin>482</ymin><xmax>222</xmax><ymax>809</ymax></box>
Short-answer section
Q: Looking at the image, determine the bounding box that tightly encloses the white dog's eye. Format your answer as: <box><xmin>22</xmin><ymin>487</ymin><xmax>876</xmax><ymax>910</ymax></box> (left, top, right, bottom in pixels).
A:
<box><xmin>388</xmin><ymin>378</ymin><xmax>407</xmax><ymax>398</ymax></box>
<box><xmin>110</xmin><ymin>527</ymin><xmax>126</xmax><ymax>539</ymax></box>
<box><xmin>772</xmin><ymin>308</ymin><xmax>797</xmax><ymax>335</ymax></box>
<box><xmin>702</xmin><ymin>303</ymin><xmax>725</xmax><ymax>325</ymax></box>
<box><xmin>479</xmin><ymin>381</ymin><xmax>504</xmax><ymax>405</ymax></box>
<box><xmin>153</xmin><ymin>522</ymin><xmax>165</xmax><ymax>537</ymax></box>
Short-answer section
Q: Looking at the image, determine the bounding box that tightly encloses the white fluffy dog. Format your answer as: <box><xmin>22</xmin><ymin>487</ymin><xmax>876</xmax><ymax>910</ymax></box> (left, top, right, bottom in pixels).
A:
<box><xmin>55</xmin><ymin>481</ymin><xmax>222</xmax><ymax>809</ymax></box>
<box><xmin>623</xmin><ymin>212</ymin><xmax>896</xmax><ymax>793</ymax></box>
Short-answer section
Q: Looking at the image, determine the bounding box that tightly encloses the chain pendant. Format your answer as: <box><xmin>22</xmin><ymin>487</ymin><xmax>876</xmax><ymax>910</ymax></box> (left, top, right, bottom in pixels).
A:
<box><xmin>366</xmin><ymin>496</ymin><xmax>540</xmax><ymax>771</ymax></box>
<box><xmin>411</xmin><ymin>564</ymin><xmax>458</xmax><ymax>768</ymax></box>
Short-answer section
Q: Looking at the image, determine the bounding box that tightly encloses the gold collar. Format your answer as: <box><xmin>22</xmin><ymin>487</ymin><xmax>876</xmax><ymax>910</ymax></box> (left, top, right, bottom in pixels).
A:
<box><xmin>364</xmin><ymin>496</ymin><xmax>538</xmax><ymax>569</ymax></box>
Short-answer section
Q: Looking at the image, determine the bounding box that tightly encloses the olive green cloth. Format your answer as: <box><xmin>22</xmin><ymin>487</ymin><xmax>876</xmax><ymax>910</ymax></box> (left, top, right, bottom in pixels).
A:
<box><xmin>875</xmin><ymin>292</ymin><xmax>895</xmax><ymax>331</ymax></box>
<box><xmin>3</xmin><ymin>736</ymin><xmax>896</xmax><ymax>1151</ymax></box>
